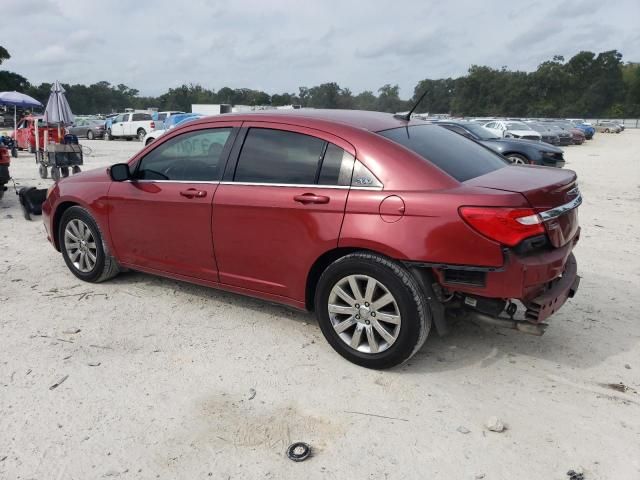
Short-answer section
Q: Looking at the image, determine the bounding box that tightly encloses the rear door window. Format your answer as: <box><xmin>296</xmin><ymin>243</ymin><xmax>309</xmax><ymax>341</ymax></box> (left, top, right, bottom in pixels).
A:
<box><xmin>234</xmin><ymin>128</ymin><xmax>325</xmax><ymax>184</ymax></box>
<box><xmin>379</xmin><ymin>125</ymin><xmax>508</xmax><ymax>182</ymax></box>
<box><xmin>136</xmin><ymin>128</ymin><xmax>232</xmax><ymax>181</ymax></box>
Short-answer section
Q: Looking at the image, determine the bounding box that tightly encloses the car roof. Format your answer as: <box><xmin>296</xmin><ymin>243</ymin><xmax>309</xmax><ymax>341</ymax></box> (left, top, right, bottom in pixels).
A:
<box><xmin>186</xmin><ymin>109</ymin><xmax>429</xmax><ymax>133</ymax></box>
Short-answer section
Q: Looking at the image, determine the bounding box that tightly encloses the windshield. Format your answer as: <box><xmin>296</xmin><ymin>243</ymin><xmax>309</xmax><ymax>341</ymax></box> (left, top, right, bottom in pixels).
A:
<box><xmin>462</xmin><ymin>123</ymin><xmax>500</xmax><ymax>140</ymax></box>
<box><xmin>379</xmin><ymin>125</ymin><xmax>508</xmax><ymax>182</ymax></box>
<box><xmin>505</xmin><ymin>122</ymin><xmax>531</xmax><ymax>131</ymax></box>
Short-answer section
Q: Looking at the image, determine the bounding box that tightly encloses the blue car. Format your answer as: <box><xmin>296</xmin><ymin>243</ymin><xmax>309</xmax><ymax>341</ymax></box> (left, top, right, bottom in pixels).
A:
<box><xmin>569</xmin><ymin>121</ymin><xmax>595</xmax><ymax>139</ymax></box>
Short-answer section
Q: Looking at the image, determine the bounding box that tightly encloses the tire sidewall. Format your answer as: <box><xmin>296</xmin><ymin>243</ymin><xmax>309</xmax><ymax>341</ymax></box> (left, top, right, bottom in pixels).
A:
<box><xmin>315</xmin><ymin>255</ymin><xmax>429</xmax><ymax>369</ymax></box>
<box><xmin>59</xmin><ymin>206</ymin><xmax>107</xmax><ymax>282</ymax></box>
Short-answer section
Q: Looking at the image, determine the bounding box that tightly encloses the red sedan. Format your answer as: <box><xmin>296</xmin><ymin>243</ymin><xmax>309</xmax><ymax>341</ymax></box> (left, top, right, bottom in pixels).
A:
<box><xmin>42</xmin><ymin>110</ymin><xmax>581</xmax><ymax>369</ymax></box>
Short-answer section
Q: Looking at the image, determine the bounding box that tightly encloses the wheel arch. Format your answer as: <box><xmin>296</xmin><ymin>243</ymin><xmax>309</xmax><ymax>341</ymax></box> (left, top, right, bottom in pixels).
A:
<box><xmin>52</xmin><ymin>201</ymin><xmax>80</xmax><ymax>251</ymax></box>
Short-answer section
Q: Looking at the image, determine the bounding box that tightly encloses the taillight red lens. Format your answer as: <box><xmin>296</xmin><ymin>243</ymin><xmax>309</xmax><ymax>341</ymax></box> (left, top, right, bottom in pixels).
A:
<box><xmin>459</xmin><ymin>206</ymin><xmax>545</xmax><ymax>247</ymax></box>
<box><xmin>150</xmin><ymin>121</ymin><xmax>155</xmax><ymax>129</ymax></box>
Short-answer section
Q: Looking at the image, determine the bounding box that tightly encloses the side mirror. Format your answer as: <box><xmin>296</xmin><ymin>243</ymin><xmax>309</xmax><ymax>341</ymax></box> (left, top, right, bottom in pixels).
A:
<box><xmin>110</xmin><ymin>163</ymin><xmax>131</xmax><ymax>182</ymax></box>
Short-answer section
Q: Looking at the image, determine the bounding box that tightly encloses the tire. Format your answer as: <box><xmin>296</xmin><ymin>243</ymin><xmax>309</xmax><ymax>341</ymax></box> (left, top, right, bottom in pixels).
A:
<box><xmin>87</xmin><ymin>130</ymin><xmax>94</xmax><ymax>140</ymax></box>
<box><xmin>61</xmin><ymin>167</ymin><xmax>69</xmax><ymax>178</ymax></box>
<box><xmin>145</xmin><ymin>138</ymin><xmax>155</xmax><ymax>146</ymax></box>
<box><xmin>11</xmin><ymin>147</ymin><xmax>17</xmax><ymax>158</ymax></box>
<box><xmin>506</xmin><ymin>153</ymin><xmax>529</xmax><ymax>165</ymax></box>
<box><xmin>58</xmin><ymin>206</ymin><xmax>120</xmax><ymax>283</ymax></box>
<box><xmin>137</xmin><ymin>129</ymin><xmax>146</xmax><ymax>142</ymax></box>
<box><xmin>604</xmin><ymin>129</ymin><xmax>609</xmax><ymax>133</ymax></box>
<box><xmin>28</xmin><ymin>144</ymin><xmax>35</xmax><ymax>154</ymax></box>
<box><xmin>314</xmin><ymin>252</ymin><xmax>431</xmax><ymax>369</ymax></box>
<box><xmin>39</xmin><ymin>164</ymin><xmax>48</xmax><ymax>179</ymax></box>
<box><xmin>51</xmin><ymin>167</ymin><xmax>61</xmax><ymax>182</ymax></box>
<box><xmin>72</xmin><ymin>166</ymin><xmax>81</xmax><ymax>175</ymax></box>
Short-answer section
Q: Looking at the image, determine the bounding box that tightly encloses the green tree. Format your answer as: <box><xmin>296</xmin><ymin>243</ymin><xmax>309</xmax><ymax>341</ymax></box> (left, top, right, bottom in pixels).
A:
<box><xmin>0</xmin><ymin>46</ymin><xmax>9</xmax><ymax>65</ymax></box>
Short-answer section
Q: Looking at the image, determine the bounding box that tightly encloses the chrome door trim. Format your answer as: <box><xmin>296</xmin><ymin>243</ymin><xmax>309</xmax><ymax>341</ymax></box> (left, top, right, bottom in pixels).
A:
<box><xmin>218</xmin><ymin>181</ymin><xmax>383</xmax><ymax>191</ymax></box>
<box><xmin>538</xmin><ymin>193</ymin><xmax>582</xmax><ymax>221</ymax></box>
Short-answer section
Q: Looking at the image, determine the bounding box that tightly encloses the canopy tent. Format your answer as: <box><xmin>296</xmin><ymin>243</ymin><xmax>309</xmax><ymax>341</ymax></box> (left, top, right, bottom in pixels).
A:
<box><xmin>0</xmin><ymin>91</ymin><xmax>43</xmax><ymax>137</ymax></box>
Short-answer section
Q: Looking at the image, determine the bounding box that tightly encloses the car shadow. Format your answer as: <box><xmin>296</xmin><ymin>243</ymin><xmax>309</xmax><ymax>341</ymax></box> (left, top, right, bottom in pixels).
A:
<box><xmin>107</xmin><ymin>269</ymin><xmax>636</xmax><ymax>373</ymax></box>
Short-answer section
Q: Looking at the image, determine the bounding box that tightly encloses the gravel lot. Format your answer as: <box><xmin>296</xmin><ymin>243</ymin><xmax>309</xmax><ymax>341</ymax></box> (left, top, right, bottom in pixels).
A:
<box><xmin>1</xmin><ymin>131</ymin><xmax>639</xmax><ymax>479</ymax></box>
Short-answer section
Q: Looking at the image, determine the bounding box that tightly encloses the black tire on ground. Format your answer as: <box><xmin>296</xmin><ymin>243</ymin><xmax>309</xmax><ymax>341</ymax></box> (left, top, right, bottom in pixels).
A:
<box><xmin>61</xmin><ymin>167</ymin><xmax>69</xmax><ymax>178</ymax></box>
<box><xmin>145</xmin><ymin>138</ymin><xmax>155</xmax><ymax>146</ymax></box>
<box><xmin>28</xmin><ymin>144</ymin><xmax>35</xmax><ymax>154</ymax></box>
<box><xmin>0</xmin><ymin>186</ymin><xmax>4</xmax><ymax>200</ymax></box>
<box><xmin>87</xmin><ymin>130</ymin><xmax>94</xmax><ymax>140</ymax></box>
<box><xmin>58</xmin><ymin>206</ymin><xmax>120</xmax><ymax>283</ymax></box>
<box><xmin>137</xmin><ymin>129</ymin><xmax>146</xmax><ymax>141</ymax></box>
<box><xmin>39</xmin><ymin>164</ymin><xmax>48</xmax><ymax>179</ymax></box>
<box><xmin>506</xmin><ymin>153</ymin><xmax>529</xmax><ymax>165</ymax></box>
<box><xmin>72</xmin><ymin>166</ymin><xmax>81</xmax><ymax>175</ymax></box>
<box><xmin>51</xmin><ymin>167</ymin><xmax>61</xmax><ymax>182</ymax></box>
<box><xmin>314</xmin><ymin>252</ymin><xmax>431</xmax><ymax>369</ymax></box>
<box><xmin>11</xmin><ymin>147</ymin><xmax>17</xmax><ymax>158</ymax></box>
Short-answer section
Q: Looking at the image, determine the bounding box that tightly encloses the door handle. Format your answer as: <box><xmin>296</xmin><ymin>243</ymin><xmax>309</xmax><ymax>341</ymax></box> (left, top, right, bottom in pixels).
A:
<box><xmin>180</xmin><ymin>188</ymin><xmax>207</xmax><ymax>199</ymax></box>
<box><xmin>293</xmin><ymin>193</ymin><xmax>330</xmax><ymax>204</ymax></box>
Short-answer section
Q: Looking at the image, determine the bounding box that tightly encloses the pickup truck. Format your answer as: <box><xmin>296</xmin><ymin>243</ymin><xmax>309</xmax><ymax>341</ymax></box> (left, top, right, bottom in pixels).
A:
<box><xmin>106</xmin><ymin>112</ymin><xmax>155</xmax><ymax>141</ymax></box>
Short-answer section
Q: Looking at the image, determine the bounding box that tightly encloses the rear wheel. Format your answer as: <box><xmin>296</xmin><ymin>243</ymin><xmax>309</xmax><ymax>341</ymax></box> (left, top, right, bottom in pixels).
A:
<box><xmin>61</xmin><ymin>167</ymin><xmax>69</xmax><ymax>178</ymax></box>
<box><xmin>72</xmin><ymin>166</ymin><xmax>81</xmax><ymax>175</ymax></box>
<box><xmin>137</xmin><ymin>129</ymin><xmax>146</xmax><ymax>141</ymax></box>
<box><xmin>315</xmin><ymin>252</ymin><xmax>431</xmax><ymax>369</ymax></box>
<box><xmin>506</xmin><ymin>153</ymin><xmax>529</xmax><ymax>165</ymax></box>
<box><xmin>38</xmin><ymin>164</ymin><xmax>48</xmax><ymax>179</ymax></box>
<box><xmin>59</xmin><ymin>206</ymin><xmax>120</xmax><ymax>283</ymax></box>
<box><xmin>51</xmin><ymin>167</ymin><xmax>61</xmax><ymax>182</ymax></box>
<box><xmin>87</xmin><ymin>130</ymin><xmax>94</xmax><ymax>140</ymax></box>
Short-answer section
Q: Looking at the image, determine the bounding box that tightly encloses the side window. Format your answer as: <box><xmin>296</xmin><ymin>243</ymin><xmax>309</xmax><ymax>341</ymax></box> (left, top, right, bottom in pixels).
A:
<box><xmin>132</xmin><ymin>113</ymin><xmax>152</xmax><ymax>121</ymax></box>
<box><xmin>318</xmin><ymin>143</ymin><xmax>355</xmax><ymax>186</ymax></box>
<box><xmin>136</xmin><ymin>128</ymin><xmax>232</xmax><ymax>181</ymax></box>
<box><xmin>234</xmin><ymin>128</ymin><xmax>325</xmax><ymax>184</ymax></box>
<box><xmin>351</xmin><ymin>160</ymin><xmax>382</xmax><ymax>188</ymax></box>
<box><xmin>485</xmin><ymin>122</ymin><xmax>495</xmax><ymax>129</ymax></box>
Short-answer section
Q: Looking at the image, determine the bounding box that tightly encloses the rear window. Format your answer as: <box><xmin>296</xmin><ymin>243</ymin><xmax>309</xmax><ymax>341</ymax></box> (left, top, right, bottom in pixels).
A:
<box><xmin>379</xmin><ymin>125</ymin><xmax>508</xmax><ymax>182</ymax></box>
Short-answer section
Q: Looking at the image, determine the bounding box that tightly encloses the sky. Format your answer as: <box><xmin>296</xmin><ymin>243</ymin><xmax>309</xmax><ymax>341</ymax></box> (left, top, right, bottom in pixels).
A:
<box><xmin>3</xmin><ymin>0</ymin><xmax>640</xmax><ymax>98</ymax></box>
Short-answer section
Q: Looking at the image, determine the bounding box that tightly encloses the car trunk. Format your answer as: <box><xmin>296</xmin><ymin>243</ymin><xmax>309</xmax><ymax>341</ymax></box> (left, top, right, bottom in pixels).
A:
<box><xmin>466</xmin><ymin>166</ymin><xmax>579</xmax><ymax>248</ymax></box>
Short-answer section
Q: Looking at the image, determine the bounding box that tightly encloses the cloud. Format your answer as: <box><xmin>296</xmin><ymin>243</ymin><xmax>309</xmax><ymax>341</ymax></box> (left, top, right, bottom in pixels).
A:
<box><xmin>1</xmin><ymin>0</ymin><xmax>638</xmax><ymax>98</ymax></box>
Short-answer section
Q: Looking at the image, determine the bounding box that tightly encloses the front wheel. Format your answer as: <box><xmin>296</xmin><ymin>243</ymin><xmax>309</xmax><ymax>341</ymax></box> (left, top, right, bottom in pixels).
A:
<box><xmin>314</xmin><ymin>252</ymin><xmax>431</xmax><ymax>369</ymax></box>
<box><xmin>87</xmin><ymin>130</ymin><xmax>94</xmax><ymax>140</ymax></box>
<box><xmin>506</xmin><ymin>154</ymin><xmax>529</xmax><ymax>165</ymax></box>
<box><xmin>59</xmin><ymin>206</ymin><xmax>120</xmax><ymax>283</ymax></box>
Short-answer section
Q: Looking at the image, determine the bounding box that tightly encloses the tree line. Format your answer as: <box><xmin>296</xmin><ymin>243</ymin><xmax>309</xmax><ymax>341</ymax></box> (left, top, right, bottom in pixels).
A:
<box><xmin>1</xmin><ymin>47</ymin><xmax>639</xmax><ymax>117</ymax></box>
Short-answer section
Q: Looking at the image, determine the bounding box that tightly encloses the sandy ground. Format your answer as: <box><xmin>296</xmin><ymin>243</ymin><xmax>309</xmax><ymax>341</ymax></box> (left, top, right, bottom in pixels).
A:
<box><xmin>0</xmin><ymin>131</ymin><xmax>639</xmax><ymax>480</ymax></box>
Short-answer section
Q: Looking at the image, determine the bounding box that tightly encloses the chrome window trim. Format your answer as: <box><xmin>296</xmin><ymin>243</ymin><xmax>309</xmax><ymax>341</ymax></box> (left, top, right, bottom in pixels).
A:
<box><xmin>219</xmin><ymin>181</ymin><xmax>383</xmax><ymax>191</ymax></box>
<box><xmin>538</xmin><ymin>193</ymin><xmax>582</xmax><ymax>221</ymax></box>
<box><xmin>120</xmin><ymin>179</ymin><xmax>382</xmax><ymax>190</ymax></box>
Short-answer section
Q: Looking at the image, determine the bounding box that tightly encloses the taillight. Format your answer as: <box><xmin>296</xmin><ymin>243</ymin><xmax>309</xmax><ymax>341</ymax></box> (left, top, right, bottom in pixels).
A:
<box><xmin>150</xmin><ymin>121</ymin><xmax>155</xmax><ymax>129</ymax></box>
<box><xmin>459</xmin><ymin>206</ymin><xmax>545</xmax><ymax>247</ymax></box>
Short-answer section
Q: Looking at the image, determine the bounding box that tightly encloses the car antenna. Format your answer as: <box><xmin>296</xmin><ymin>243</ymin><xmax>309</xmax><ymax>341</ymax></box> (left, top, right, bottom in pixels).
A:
<box><xmin>394</xmin><ymin>89</ymin><xmax>429</xmax><ymax>121</ymax></box>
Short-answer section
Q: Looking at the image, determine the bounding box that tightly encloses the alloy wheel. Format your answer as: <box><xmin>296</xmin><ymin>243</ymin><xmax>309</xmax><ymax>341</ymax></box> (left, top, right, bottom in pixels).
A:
<box><xmin>328</xmin><ymin>274</ymin><xmax>402</xmax><ymax>354</ymax></box>
<box><xmin>64</xmin><ymin>219</ymin><xmax>98</xmax><ymax>273</ymax></box>
<box><xmin>508</xmin><ymin>155</ymin><xmax>526</xmax><ymax>165</ymax></box>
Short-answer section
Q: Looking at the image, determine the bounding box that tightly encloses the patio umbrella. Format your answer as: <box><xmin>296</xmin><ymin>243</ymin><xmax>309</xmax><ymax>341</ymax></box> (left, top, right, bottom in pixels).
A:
<box><xmin>43</xmin><ymin>81</ymin><xmax>74</xmax><ymax>126</ymax></box>
<box><xmin>42</xmin><ymin>81</ymin><xmax>74</xmax><ymax>150</ymax></box>
<box><xmin>0</xmin><ymin>91</ymin><xmax>43</xmax><ymax>137</ymax></box>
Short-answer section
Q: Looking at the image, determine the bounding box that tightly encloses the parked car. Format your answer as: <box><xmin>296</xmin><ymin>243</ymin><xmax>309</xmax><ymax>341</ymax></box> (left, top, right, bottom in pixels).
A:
<box><xmin>142</xmin><ymin>113</ymin><xmax>204</xmax><ymax>146</ymax></box>
<box><xmin>42</xmin><ymin>110</ymin><xmax>581</xmax><ymax>369</ymax></box>
<box><xmin>567</xmin><ymin>120</ymin><xmax>595</xmax><ymax>139</ymax></box>
<box><xmin>105</xmin><ymin>112</ymin><xmax>155</xmax><ymax>141</ymax></box>
<box><xmin>539</xmin><ymin>124</ymin><xmax>572</xmax><ymax>146</ymax></box>
<box><xmin>595</xmin><ymin>121</ymin><xmax>621</xmax><ymax>133</ymax></box>
<box><xmin>67</xmin><ymin>118</ymin><xmax>106</xmax><ymax>139</ymax></box>
<box><xmin>152</xmin><ymin>111</ymin><xmax>185</xmax><ymax>129</ymax></box>
<box><xmin>13</xmin><ymin>116</ymin><xmax>62</xmax><ymax>152</ymax></box>
<box><xmin>482</xmin><ymin>120</ymin><xmax>542</xmax><ymax>141</ymax></box>
<box><xmin>599</xmin><ymin>120</ymin><xmax>624</xmax><ymax>132</ymax></box>
<box><xmin>523</xmin><ymin>122</ymin><xmax>561</xmax><ymax>145</ymax></box>
<box><xmin>437</xmin><ymin>121</ymin><xmax>565</xmax><ymax>167</ymax></box>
